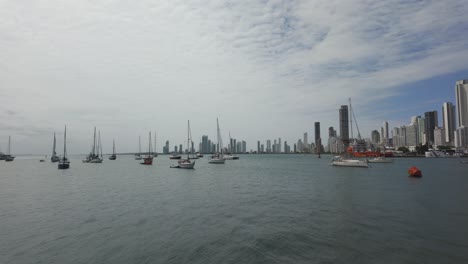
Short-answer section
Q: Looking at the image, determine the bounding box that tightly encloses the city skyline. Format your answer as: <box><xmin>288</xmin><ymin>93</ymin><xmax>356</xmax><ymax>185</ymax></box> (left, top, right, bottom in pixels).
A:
<box><xmin>1</xmin><ymin>1</ymin><xmax>468</xmax><ymax>154</ymax></box>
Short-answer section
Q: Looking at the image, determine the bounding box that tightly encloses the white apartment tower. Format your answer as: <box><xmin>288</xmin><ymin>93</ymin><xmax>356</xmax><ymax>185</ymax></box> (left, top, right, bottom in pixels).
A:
<box><xmin>456</xmin><ymin>80</ymin><xmax>468</xmax><ymax>127</ymax></box>
<box><xmin>442</xmin><ymin>102</ymin><xmax>456</xmax><ymax>145</ymax></box>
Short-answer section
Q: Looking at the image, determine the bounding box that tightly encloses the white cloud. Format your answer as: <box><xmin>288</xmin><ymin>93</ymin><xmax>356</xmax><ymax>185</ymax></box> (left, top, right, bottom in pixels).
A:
<box><xmin>0</xmin><ymin>0</ymin><xmax>467</xmax><ymax>153</ymax></box>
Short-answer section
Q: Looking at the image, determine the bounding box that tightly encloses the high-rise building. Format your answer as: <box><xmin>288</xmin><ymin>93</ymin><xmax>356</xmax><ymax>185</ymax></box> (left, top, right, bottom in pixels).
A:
<box><xmin>163</xmin><ymin>140</ymin><xmax>170</xmax><ymax>154</ymax></box>
<box><xmin>257</xmin><ymin>141</ymin><xmax>260</xmax><ymax>153</ymax></box>
<box><xmin>442</xmin><ymin>102</ymin><xmax>456</xmax><ymax>145</ymax></box>
<box><xmin>424</xmin><ymin>111</ymin><xmax>438</xmax><ymax>144</ymax></box>
<box><xmin>242</xmin><ymin>141</ymin><xmax>247</xmax><ymax>153</ymax></box>
<box><xmin>416</xmin><ymin>116</ymin><xmax>425</xmax><ymax>145</ymax></box>
<box><xmin>303</xmin><ymin>133</ymin><xmax>308</xmax><ymax>148</ymax></box>
<box><xmin>405</xmin><ymin>124</ymin><xmax>418</xmax><ymax>147</ymax></box>
<box><xmin>383</xmin><ymin>121</ymin><xmax>389</xmax><ymax>141</ymax></box>
<box><xmin>266</xmin><ymin>140</ymin><xmax>271</xmax><ymax>153</ymax></box>
<box><xmin>434</xmin><ymin>127</ymin><xmax>445</xmax><ymax>146</ymax></box>
<box><xmin>314</xmin><ymin>122</ymin><xmax>320</xmax><ymax>143</ymax></box>
<box><xmin>456</xmin><ymin>79</ymin><xmax>468</xmax><ymax>127</ymax></box>
<box><xmin>455</xmin><ymin>126</ymin><xmax>468</xmax><ymax>148</ymax></box>
<box><xmin>278</xmin><ymin>138</ymin><xmax>281</xmax><ymax>153</ymax></box>
<box><xmin>339</xmin><ymin>105</ymin><xmax>349</xmax><ymax>145</ymax></box>
<box><xmin>371</xmin><ymin>130</ymin><xmax>380</xmax><ymax>144</ymax></box>
<box><xmin>328</xmin><ymin>126</ymin><xmax>336</xmax><ymax>138</ymax></box>
<box><xmin>202</xmin><ymin>135</ymin><xmax>208</xmax><ymax>153</ymax></box>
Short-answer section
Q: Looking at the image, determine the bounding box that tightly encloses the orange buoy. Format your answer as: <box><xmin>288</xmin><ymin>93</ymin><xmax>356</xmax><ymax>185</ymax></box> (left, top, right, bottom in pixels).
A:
<box><xmin>408</xmin><ymin>166</ymin><xmax>422</xmax><ymax>177</ymax></box>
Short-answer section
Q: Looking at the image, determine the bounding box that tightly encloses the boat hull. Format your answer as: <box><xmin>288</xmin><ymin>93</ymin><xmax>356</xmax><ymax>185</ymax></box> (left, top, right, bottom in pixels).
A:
<box><xmin>332</xmin><ymin>161</ymin><xmax>368</xmax><ymax>167</ymax></box>
<box><xmin>109</xmin><ymin>155</ymin><xmax>117</xmax><ymax>160</ymax></box>
<box><xmin>176</xmin><ymin>160</ymin><xmax>195</xmax><ymax>169</ymax></box>
<box><xmin>58</xmin><ymin>162</ymin><xmax>70</xmax><ymax>169</ymax></box>
<box><xmin>51</xmin><ymin>156</ymin><xmax>60</xmax><ymax>162</ymax></box>
<box><xmin>368</xmin><ymin>158</ymin><xmax>394</xmax><ymax>163</ymax></box>
<box><xmin>209</xmin><ymin>158</ymin><xmax>225</xmax><ymax>164</ymax></box>
<box><xmin>140</xmin><ymin>157</ymin><xmax>153</xmax><ymax>165</ymax></box>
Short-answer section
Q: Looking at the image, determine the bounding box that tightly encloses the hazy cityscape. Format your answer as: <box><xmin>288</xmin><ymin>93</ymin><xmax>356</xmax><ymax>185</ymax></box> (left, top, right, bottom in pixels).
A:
<box><xmin>161</xmin><ymin>79</ymin><xmax>468</xmax><ymax>156</ymax></box>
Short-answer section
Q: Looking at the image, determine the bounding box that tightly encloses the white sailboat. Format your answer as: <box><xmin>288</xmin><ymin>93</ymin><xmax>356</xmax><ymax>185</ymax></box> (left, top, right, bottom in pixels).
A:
<box><xmin>224</xmin><ymin>132</ymin><xmax>239</xmax><ymax>160</ymax></box>
<box><xmin>135</xmin><ymin>136</ymin><xmax>142</xmax><ymax>160</ymax></box>
<box><xmin>209</xmin><ymin>118</ymin><xmax>225</xmax><ymax>164</ymax></box>
<box><xmin>58</xmin><ymin>126</ymin><xmax>70</xmax><ymax>169</ymax></box>
<box><xmin>83</xmin><ymin>127</ymin><xmax>103</xmax><ymax>163</ymax></box>
<box><xmin>4</xmin><ymin>136</ymin><xmax>15</xmax><ymax>162</ymax></box>
<box><xmin>172</xmin><ymin>120</ymin><xmax>195</xmax><ymax>169</ymax></box>
<box><xmin>51</xmin><ymin>132</ymin><xmax>60</xmax><ymax>162</ymax></box>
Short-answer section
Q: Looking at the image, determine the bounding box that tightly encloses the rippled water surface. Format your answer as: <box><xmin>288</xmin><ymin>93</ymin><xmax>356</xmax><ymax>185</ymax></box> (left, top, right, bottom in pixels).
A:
<box><xmin>1</xmin><ymin>154</ymin><xmax>468</xmax><ymax>264</ymax></box>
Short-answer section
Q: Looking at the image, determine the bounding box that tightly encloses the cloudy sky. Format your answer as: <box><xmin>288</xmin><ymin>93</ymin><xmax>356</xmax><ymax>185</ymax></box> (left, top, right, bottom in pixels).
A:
<box><xmin>1</xmin><ymin>0</ymin><xmax>468</xmax><ymax>154</ymax></box>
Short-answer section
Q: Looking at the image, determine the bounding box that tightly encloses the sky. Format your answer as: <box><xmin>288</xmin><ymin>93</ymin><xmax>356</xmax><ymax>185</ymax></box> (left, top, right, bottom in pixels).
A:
<box><xmin>1</xmin><ymin>0</ymin><xmax>468</xmax><ymax>154</ymax></box>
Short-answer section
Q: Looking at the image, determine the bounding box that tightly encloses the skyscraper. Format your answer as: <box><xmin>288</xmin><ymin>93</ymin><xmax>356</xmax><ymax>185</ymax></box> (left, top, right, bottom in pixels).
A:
<box><xmin>339</xmin><ymin>105</ymin><xmax>349</xmax><ymax>145</ymax></box>
<box><xmin>442</xmin><ymin>102</ymin><xmax>456</xmax><ymax>145</ymax></box>
<box><xmin>314</xmin><ymin>122</ymin><xmax>321</xmax><ymax>144</ymax></box>
<box><xmin>383</xmin><ymin>121</ymin><xmax>389</xmax><ymax>141</ymax></box>
<box><xmin>424</xmin><ymin>111</ymin><xmax>438</xmax><ymax>145</ymax></box>
<box><xmin>202</xmin><ymin>135</ymin><xmax>208</xmax><ymax>153</ymax></box>
<box><xmin>456</xmin><ymin>79</ymin><xmax>468</xmax><ymax>127</ymax></box>
<box><xmin>328</xmin><ymin>126</ymin><xmax>336</xmax><ymax>138</ymax></box>
<box><xmin>257</xmin><ymin>141</ymin><xmax>260</xmax><ymax>153</ymax></box>
<box><xmin>416</xmin><ymin>117</ymin><xmax>425</xmax><ymax>145</ymax></box>
<box><xmin>371</xmin><ymin>130</ymin><xmax>380</xmax><ymax>144</ymax></box>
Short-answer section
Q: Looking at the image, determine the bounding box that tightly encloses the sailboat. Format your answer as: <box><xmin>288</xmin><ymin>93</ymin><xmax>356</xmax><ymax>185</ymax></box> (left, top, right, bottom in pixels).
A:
<box><xmin>4</xmin><ymin>136</ymin><xmax>15</xmax><ymax>162</ymax></box>
<box><xmin>51</xmin><ymin>132</ymin><xmax>60</xmax><ymax>162</ymax></box>
<box><xmin>135</xmin><ymin>136</ymin><xmax>142</xmax><ymax>160</ymax></box>
<box><xmin>209</xmin><ymin>118</ymin><xmax>225</xmax><ymax>164</ymax></box>
<box><xmin>109</xmin><ymin>139</ymin><xmax>117</xmax><ymax>160</ymax></box>
<box><xmin>172</xmin><ymin>120</ymin><xmax>195</xmax><ymax>169</ymax></box>
<box><xmin>224</xmin><ymin>132</ymin><xmax>239</xmax><ymax>160</ymax></box>
<box><xmin>58</xmin><ymin>126</ymin><xmax>70</xmax><ymax>169</ymax></box>
<box><xmin>141</xmin><ymin>132</ymin><xmax>153</xmax><ymax>165</ymax></box>
<box><xmin>83</xmin><ymin>127</ymin><xmax>103</xmax><ymax>163</ymax></box>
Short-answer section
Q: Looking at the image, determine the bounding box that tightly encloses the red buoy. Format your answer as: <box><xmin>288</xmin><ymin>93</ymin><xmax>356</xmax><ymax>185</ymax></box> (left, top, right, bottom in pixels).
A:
<box><xmin>408</xmin><ymin>166</ymin><xmax>422</xmax><ymax>177</ymax></box>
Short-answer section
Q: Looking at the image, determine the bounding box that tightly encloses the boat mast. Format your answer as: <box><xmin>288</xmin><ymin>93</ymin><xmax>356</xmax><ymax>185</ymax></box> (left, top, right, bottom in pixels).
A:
<box><xmin>349</xmin><ymin>97</ymin><xmax>362</xmax><ymax>140</ymax></box>
<box><xmin>53</xmin><ymin>132</ymin><xmax>57</xmax><ymax>156</ymax></box>
<box><xmin>349</xmin><ymin>98</ymin><xmax>353</xmax><ymax>142</ymax></box>
<box><xmin>113</xmin><ymin>139</ymin><xmax>115</xmax><ymax>155</ymax></box>
<box><xmin>93</xmin><ymin>127</ymin><xmax>97</xmax><ymax>155</ymax></box>
<box><xmin>148</xmin><ymin>131</ymin><xmax>152</xmax><ymax>156</ymax></box>
<box><xmin>139</xmin><ymin>136</ymin><xmax>141</xmax><ymax>155</ymax></box>
<box><xmin>187</xmin><ymin>120</ymin><xmax>190</xmax><ymax>159</ymax></box>
<box><xmin>98</xmin><ymin>131</ymin><xmax>102</xmax><ymax>158</ymax></box>
<box><xmin>63</xmin><ymin>126</ymin><xmax>67</xmax><ymax>159</ymax></box>
<box><xmin>7</xmin><ymin>136</ymin><xmax>11</xmax><ymax>155</ymax></box>
<box><xmin>154</xmin><ymin>131</ymin><xmax>156</xmax><ymax>155</ymax></box>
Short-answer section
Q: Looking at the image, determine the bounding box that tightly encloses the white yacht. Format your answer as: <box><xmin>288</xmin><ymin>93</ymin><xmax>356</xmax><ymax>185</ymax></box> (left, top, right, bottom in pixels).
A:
<box><xmin>425</xmin><ymin>149</ymin><xmax>446</xmax><ymax>158</ymax></box>
<box><xmin>331</xmin><ymin>156</ymin><xmax>368</xmax><ymax>168</ymax></box>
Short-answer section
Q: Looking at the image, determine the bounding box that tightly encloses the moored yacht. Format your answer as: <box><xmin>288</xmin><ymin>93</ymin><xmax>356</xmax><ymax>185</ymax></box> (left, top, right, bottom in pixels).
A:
<box><xmin>83</xmin><ymin>127</ymin><xmax>103</xmax><ymax>163</ymax></box>
<box><xmin>331</xmin><ymin>156</ymin><xmax>368</xmax><ymax>168</ymax></box>
<box><xmin>209</xmin><ymin>118</ymin><xmax>225</xmax><ymax>164</ymax></box>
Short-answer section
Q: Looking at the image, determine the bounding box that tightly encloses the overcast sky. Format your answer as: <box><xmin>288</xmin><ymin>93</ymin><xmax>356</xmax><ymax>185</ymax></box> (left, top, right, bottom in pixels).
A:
<box><xmin>1</xmin><ymin>0</ymin><xmax>468</xmax><ymax>154</ymax></box>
